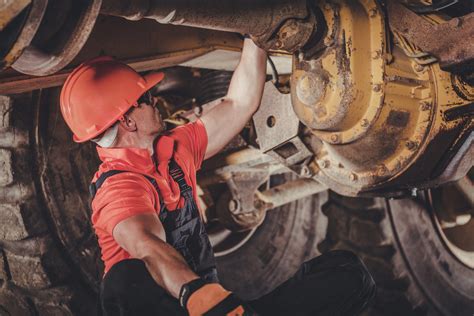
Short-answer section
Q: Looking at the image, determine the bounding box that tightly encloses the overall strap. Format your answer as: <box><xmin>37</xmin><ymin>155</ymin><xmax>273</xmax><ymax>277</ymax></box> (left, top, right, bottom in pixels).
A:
<box><xmin>89</xmin><ymin>170</ymin><xmax>157</xmax><ymax>200</ymax></box>
<box><xmin>89</xmin><ymin>160</ymin><xmax>190</xmax><ymax>200</ymax></box>
<box><xmin>169</xmin><ymin>160</ymin><xmax>192</xmax><ymax>194</ymax></box>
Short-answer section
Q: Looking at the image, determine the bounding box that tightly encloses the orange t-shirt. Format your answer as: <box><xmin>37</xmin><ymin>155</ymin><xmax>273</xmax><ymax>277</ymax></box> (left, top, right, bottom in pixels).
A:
<box><xmin>91</xmin><ymin>120</ymin><xmax>208</xmax><ymax>275</ymax></box>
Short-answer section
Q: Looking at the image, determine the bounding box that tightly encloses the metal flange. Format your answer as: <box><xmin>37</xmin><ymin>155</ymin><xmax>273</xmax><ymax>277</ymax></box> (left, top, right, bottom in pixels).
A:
<box><xmin>12</xmin><ymin>0</ymin><xmax>102</xmax><ymax>76</ymax></box>
<box><xmin>0</xmin><ymin>0</ymin><xmax>47</xmax><ymax>71</ymax></box>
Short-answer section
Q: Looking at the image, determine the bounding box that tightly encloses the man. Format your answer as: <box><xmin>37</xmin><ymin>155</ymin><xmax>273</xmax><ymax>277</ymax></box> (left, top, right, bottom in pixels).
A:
<box><xmin>60</xmin><ymin>38</ymin><xmax>376</xmax><ymax>315</ymax></box>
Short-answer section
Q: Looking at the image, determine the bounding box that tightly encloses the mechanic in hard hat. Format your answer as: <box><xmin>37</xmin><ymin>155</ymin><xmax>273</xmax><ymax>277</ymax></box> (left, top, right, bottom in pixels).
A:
<box><xmin>60</xmin><ymin>38</ymin><xmax>376</xmax><ymax>315</ymax></box>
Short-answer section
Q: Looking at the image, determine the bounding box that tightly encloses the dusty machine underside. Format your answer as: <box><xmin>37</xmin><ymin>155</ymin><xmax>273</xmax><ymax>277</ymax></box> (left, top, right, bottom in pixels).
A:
<box><xmin>0</xmin><ymin>0</ymin><xmax>473</xmax><ymax>315</ymax></box>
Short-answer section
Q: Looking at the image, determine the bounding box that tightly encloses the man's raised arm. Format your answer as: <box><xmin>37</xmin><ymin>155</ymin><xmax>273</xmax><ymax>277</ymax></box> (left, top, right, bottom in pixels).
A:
<box><xmin>201</xmin><ymin>38</ymin><xmax>267</xmax><ymax>159</ymax></box>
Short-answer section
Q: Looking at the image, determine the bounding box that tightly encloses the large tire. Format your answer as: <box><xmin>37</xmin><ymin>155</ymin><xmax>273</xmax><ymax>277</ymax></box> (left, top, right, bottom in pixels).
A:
<box><xmin>216</xmin><ymin>188</ymin><xmax>325</xmax><ymax>300</ymax></box>
<box><xmin>0</xmin><ymin>93</ymin><xmax>97</xmax><ymax>315</ymax></box>
<box><xmin>319</xmin><ymin>191</ymin><xmax>474</xmax><ymax>316</ymax></box>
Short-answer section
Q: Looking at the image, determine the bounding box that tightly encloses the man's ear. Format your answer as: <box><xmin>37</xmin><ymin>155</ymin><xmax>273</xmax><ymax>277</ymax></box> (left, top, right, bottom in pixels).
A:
<box><xmin>118</xmin><ymin>114</ymin><xmax>137</xmax><ymax>132</ymax></box>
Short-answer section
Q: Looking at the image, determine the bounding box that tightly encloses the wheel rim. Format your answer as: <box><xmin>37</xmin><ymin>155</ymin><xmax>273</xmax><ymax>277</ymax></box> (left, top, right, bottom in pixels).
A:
<box><xmin>207</xmin><ymin>220</ymin><xmax>257</xmax><ymax>257</ymax></box>
<box><xmin>429</xmin><ymin>168</ymin><xmax>474</xmax><ymax>269</ymax></box>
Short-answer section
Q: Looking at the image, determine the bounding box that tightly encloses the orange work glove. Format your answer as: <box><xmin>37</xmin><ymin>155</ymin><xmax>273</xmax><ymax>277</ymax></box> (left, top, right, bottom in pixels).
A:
<box><xmin>179</xmin><ymin>278</ymin><xmax>258</xmax><ymax>316</ymax></box>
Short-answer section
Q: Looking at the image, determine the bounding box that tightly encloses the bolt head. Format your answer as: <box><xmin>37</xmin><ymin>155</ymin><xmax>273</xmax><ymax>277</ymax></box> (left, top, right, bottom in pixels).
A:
<box><xmin>349</xmin><ymin>173</ymin><xmax>358</xmax><ymax>181</ymax></box>
<box><xmin>228</xmin><ymin>199</ymin><xmax>240</xmax><ymax>214</ymax></box>
<box><xmin>300</xmin><ymin>165</ymin><xmax>311</xmax><ymax>177</ymax></box>
<box><xmin>420</xmin><ymin>101</ymin><xmax>432</xmax><ymax>111</ymax></box>
<box><xmin>330</xmin><ymin>134</ymin><xmax>339</xmax><ymax>142</ymax></box>
<box><xmin>373</xmin><ymin>84</ymin><xmax>382</xmax><ymax>92</ymax></box>
<box><xmin>320</xmin><ymin>160</ymin><xmax>330</xmax><ymax>168</ymax></box>
<box><xmin>414</xmin><ymin>64</ymin><xmax>424</xmax><ymax>72</ymax></box>
<box><xmin>405</xmin><ymin>140</ymin><xmax>417</xmax><ymax>150</ymax></box>
<box><xmin>377</xmin><ymin>164</ymin><xmax>387</xmax><ymax>176</ymax></box>
<box><xmin>369</xmin><ymin>8</ymin><xmax>377</xmax><ymax>17</ymax></box>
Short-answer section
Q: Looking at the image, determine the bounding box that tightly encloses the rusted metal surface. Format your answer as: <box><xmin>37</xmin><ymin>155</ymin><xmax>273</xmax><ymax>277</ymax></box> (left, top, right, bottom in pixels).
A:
<box><xmin>0</xmin><ymin>0</ymin><xmax>47</xmax><ymax>71</ymax></box>
<box><xmin>292</xmin><ymin>0</ymin><xmax>386</xmax><ymax>145</ymax></box>
<box><xmin>100</xmin><ymin>0</ymin><xmax>317</xmax><ymax>52</ymax></box>
<box><xmin>0</xmin><ymin>15</ymin><xmax>244</xmax><ymax>94</ymax></box>
<box><xmin>0</xmin><ymin>48</ymin><xmax>215</xmax><ymax>95</ymax></box>
<box><xmin>387</xmin><ymin>1</ymin><xmax>474</xmax><ymax>72</ymax></box>
<box><xmin>253</xmin><ymin>82</ymin><xmax>299</xmax><ymax>152</ymax></box>
<box><xmin>12</xmin><ymin>0</ymin><xmax>102</xmax><ymax>76</ymax></box>
<box><xmin>429</xmin><ymin>170</ymin><xmax>474</xmax><ymax>268</ymax></box>
<box><xmin>2</xmin><ymin>0</ymin><xmax>315</xmax><ymax>76</ymax></box>
<box><xmin>256</xmin><ymin>178</ymin><xmax>326</xmax><ymax>211</ymax></box>
<box><xmin>277</xmin><ymin>0</ymin><xmax>474</xmax><ymax>196</ymax></box>
<box><xmin>267</xmin><ymin>137</ymin><xmax>313</xmax><ymax>173</ymax></box>
<box><xmin>214</xmin><ymin>171</ymin><xmax>269</xmax><ymax>232</ymax></box>
<box><xmin>0</xmin><ymin>0</ymin><xmax>30</xmax><ymax>31</ymax></box>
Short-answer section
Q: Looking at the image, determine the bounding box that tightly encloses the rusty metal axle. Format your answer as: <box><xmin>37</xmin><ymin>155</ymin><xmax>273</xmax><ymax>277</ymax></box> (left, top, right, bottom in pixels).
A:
<box><xmin>99</xmin><ymin>0</ymin><xmax>318</xmax><ymax>52</ymax></box>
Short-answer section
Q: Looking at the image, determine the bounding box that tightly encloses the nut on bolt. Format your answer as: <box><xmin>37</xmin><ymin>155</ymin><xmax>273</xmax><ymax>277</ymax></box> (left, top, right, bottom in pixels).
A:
<box><xmin>300</xmin><ymin>165</ymin><xmax>312</xmax><ymax>178</ymax></box>
<box><xmin>228</xmin><ymin>199</ymin><xmax>240</xmax><ymax>214</ymax></box>
<box><xmin>319</xmin><ymin>160</ymin><xmax>330</xmax><ymax>169</ymax></box>
<box><xmin>414</xmin><ymin>64</ymin><xmax>424</xmax><ymax>72</ymax></box>
<box><xmin>369</xmin><ymin>8</ymin><xmax>377</xmax><ymax>18</ymax></box>
<box><xmin>420</xmin><ymin>101</ymin><xmax>431</xmax><ymax>111</ymax></box>
<box><xmin>361</xmin><ymin>119</ymin><xmax>369</xmax><ymax>127</ymax></box>
<box><xmin>330</xmin><ymin>134</ymin><xmax>340</xmax><ymax>143</ymax></box>
<box><xmin>373</xmin><ymin>84</ymin><xmax>382</xmax><ymax>92</ymax></box>
<box><xmin>405</xmin><ymin>140</ymin><xmax>417</xmax><ymax>150</ymax></box>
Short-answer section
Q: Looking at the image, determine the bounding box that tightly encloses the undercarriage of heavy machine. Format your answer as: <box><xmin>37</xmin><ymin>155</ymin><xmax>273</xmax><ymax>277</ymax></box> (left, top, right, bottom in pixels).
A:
<box><xmin>0</xmin><ymin>0</ymin><xmax>473</xmax><ymax>315</ymax></box>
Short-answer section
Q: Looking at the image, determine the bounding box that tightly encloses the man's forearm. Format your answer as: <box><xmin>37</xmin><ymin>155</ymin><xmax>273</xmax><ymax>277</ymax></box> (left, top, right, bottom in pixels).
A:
<box><xmin>137</xmin><ymin>235</ymin><xmax>199</xmax><ymax>298</ymax></box>
<box><xmin>201</xmin><ymin>38</ymin><xmax>267</xmax><ymax>159</ymax></box>
<box><xmin>227</xmin><ymin>38</ymin><xmax>267</xmax><ymax>109</ymax></box>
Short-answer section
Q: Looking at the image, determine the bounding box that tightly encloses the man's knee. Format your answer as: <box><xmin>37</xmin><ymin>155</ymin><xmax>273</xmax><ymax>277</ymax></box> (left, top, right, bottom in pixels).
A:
<box><xmin>102</xmin><ymin>259</ymin><xmax>164</xmax><ymax>300</ymax></box>
<box><xmin>303</xmin><ymin>250</ymin><xmax>376</xmax><ymax>307</ymax></box>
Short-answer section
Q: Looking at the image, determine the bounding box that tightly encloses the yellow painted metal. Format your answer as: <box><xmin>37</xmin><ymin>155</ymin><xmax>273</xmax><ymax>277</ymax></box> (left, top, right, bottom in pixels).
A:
<box><xmin>292</xmin><ymin>0</ymin><xmax>386</xmax><ymax>145</ymax></box>
<box><xmin>292</xmin><ymin>0</ymin><xmax>474</xmax><ymax>195</ymax></box>
<box><xmin>0</xmin><ymin>0</ymin><xmax>30</xmax><ymax>31</ymax></box>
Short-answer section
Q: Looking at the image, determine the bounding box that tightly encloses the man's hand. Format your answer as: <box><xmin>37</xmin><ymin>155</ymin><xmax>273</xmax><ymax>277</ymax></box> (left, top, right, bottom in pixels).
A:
<box><xmin>201</xmin><ymin>38</ymin><xmax>267</xmax><ymax>159</ymax></box>
<box><xmin>180</xmin><ymin>279</ymin><xmax>259</xmax><ymax>316</ymax></box>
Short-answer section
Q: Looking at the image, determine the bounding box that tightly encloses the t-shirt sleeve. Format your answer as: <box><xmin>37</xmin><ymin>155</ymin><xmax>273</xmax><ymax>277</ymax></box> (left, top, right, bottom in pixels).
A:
<box><xmin>91</xmin><ymin>173</ymin><xmax>158</xmax><ymax>236</ymax></box>
<box><xmin>171</xmin><ymin>119</ymin><xmax>208</xmax><ymax>170</ymax></box>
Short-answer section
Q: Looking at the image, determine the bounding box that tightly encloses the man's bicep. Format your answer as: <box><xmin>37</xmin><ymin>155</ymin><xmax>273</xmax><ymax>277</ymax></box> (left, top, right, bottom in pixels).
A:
<box><xmin>112</xmin><ymin>213</ymin><xmax>166</xmax><ymax>258</ymax></box>
<box><xmin>92</xmin><ymin>173</ymin><xmax>158</xmax><ymax>231</ymax></box>
<box><xmin>201</xmin><ymin>98</ymin><xmax>253</xmax><ymax>159</ymax></box>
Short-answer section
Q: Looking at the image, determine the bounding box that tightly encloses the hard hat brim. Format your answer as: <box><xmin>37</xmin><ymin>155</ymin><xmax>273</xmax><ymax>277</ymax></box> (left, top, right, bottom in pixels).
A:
<box><xmin>143</xmin><ymin>71</ymin><xmax>165</xmax><ymax>90</ymax></box>
<box><xmin>72</xmin><ymin>71</ymin><xmax>165</xmax><ymax>143</ymax></box>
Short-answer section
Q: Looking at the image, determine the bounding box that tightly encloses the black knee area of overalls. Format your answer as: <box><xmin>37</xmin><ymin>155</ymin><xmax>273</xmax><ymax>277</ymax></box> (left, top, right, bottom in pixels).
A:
<box><xmin>303</xmin><ymin>250</ymin><xmax>376</xmax><ymax>307</ymax></box>
<box><xmin>101</xmin><ymin>259</ymin><xmax>166</xmax><ymax>304</ymax></box>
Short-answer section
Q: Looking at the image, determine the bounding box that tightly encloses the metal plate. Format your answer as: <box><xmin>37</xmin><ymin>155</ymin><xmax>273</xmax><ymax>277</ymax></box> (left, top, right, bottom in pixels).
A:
<box><xmin>252</xmin><ymin>81</ymin><xmax>300</xmax><ymax>152</ymax></box>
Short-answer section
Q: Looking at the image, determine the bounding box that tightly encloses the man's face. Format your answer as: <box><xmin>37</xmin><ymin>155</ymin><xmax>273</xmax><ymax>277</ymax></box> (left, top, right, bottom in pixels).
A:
<box><xmin>129</xmin><ymin>91</ymin><xmax>165</xmax><ymax>136</ymax></box>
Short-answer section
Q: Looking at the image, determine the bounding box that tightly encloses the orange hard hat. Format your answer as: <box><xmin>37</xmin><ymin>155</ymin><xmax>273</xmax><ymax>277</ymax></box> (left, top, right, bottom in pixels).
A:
<box><xmin>60</xmin><ymin>56</ymin><xmax>164</xmax><ymax>142</ymax></box>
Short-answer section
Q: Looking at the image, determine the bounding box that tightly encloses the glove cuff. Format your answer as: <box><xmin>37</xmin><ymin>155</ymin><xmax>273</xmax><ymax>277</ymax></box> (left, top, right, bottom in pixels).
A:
<box><xmin>186</xmin><ymin>283</ymin><xmax>231</xmax><ymax>316</ymax></box>
<box><xmin>179</xmin><ymin>278</ymin><xmax>208</xmax><ymax>309</ymax></box>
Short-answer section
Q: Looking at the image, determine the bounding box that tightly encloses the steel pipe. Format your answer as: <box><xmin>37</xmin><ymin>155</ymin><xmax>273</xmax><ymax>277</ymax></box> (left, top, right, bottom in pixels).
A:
<box><xmin>256</xmin><ymin>178</ymin><xmax>326</xmax><ymax>210</ymax></box>
<box><xmin>100</xmin><ymin>0</ymin><xmax>317</xmax><ymax>52</ymax></box>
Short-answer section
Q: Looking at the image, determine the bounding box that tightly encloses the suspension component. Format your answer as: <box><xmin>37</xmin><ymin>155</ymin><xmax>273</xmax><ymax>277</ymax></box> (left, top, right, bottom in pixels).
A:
<box><xmin>100</xmin><ymin>0</ymin><xmax>319</xmax><ymax>52</ymax></box>
<box><xmin>289</xmin><ymin>0</ymin><xmax>473</xmax><ymax>196</ymax></box>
